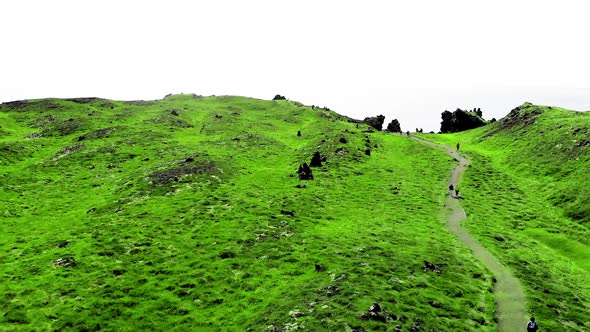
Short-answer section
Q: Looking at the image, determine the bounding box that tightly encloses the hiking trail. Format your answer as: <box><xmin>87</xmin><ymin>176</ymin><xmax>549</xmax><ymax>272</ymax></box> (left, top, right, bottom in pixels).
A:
<box><xmin>414</xmin><ymin>137</ymin><xmax>528</xmax><ymax>332</ymax></box>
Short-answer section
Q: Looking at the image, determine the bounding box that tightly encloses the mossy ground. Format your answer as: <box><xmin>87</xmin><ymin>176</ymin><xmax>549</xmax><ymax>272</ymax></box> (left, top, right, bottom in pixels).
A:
<box><xmin>1</xmin><ymin>95</ymin><xmax>494</xmax><ymax>331</ymax></box>
<box><xmin>419</xmin><ymin>103</ymin><xmax>590</xmax><ymax>331</ymax></box>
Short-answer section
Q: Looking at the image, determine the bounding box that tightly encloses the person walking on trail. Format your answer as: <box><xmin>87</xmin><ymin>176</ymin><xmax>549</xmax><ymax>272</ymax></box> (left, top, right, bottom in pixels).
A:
<box><xmin>448</xmin><ymin>184</ymin><xmax>454</xmax><ymax>196</ymax></box>
<box><xmin>454</xmin><ymin>185</ymin><xmax>460</xmax><ymax>198</ymax></box>
<box><xmin>456</xmin><ymin>143</ymin><xmax>460</xmax><ymax>151</ymax></box>
<box><xmin>526</xmin><ymin>317</ymin><xmax>539</xmax><ymax>331</ymax></box>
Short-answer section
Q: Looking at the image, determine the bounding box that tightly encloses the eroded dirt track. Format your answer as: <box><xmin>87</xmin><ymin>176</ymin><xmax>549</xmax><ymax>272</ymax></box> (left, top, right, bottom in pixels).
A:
<box><xmin>415</xmin><ymin>137</ymin><xmax>527</xmax><ymax>332</ymax></box>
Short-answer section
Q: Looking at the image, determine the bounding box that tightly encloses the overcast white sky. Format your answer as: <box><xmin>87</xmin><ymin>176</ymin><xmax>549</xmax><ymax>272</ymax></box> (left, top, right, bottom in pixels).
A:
<box><xmin>1</xmin><ymin>0</ymin><xmax>589</xmax><ymax>131</ymax></box>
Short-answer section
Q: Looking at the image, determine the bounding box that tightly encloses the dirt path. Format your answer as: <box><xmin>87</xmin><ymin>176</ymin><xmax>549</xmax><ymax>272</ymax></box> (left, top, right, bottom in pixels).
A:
<box><xmin>414</xmin><ymin>137</ymin><xmax>528</xmax><ymax>332</ymax></box>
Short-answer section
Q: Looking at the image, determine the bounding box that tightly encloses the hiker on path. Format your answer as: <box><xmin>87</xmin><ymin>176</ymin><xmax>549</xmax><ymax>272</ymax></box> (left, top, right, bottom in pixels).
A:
<box><xmin>454</xmin><ymin>185</ymin><xmax>460</xmax><ymax>198</ymax></box>
<box><xmin>456</xmin><ymin>143</ymin><xmax>460</xmax><ymax>151</ymax></box>
<box><xmin>448</xmin><ymin>184</ymin><xmax>454</xmax><ymax>195</ymax></box>
<box><xmin>526</xmin><ymin>317</ymin><xmax>539</xmax><ymax>331</ymax></box>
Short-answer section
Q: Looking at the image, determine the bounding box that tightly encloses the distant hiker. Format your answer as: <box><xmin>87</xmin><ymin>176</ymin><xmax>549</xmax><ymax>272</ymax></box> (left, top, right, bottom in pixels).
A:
<box><xmin>456</xmin><ymin>143</ymin><xmax>460</xmax><ymax>151</ymax></box>
<box><xmin>448</xmin><ymin>184</ymin><xmax>454</xmax><ymax>192</ymax></box>
<box><xmin>526</xmin><ymin>317</ymin><xmax>539</xmax><ymax>332</ymax></box>
<box><xmin>406</xmin><ymin>131</ymin><xmax>410</xmax><ymax>136</ymax></box>
<box><xmin>454</xmin><ymin>185</ymin><xmax>459</xmax><ymax>198</ymax></box>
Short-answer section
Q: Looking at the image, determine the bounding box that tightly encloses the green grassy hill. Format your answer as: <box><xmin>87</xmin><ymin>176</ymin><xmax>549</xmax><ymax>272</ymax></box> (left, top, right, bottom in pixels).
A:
<box><xmin>420</xmin><ymin>103</ymin><xmax>590</xmax><ymax>331</ymax></box>
<box><xmin>1</xmin><ymin>95</ymin><xmax>495</xmax><ymax>331</ymax></box>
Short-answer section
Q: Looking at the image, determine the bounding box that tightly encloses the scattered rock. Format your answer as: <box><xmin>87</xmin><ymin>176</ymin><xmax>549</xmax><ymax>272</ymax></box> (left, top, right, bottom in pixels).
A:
<box><xmin>297</xmin><ymin>130</ymin><xmax>301</xmax><ymax>137</ymax></box>
<box><xmin>56</xmin><ymin>241</ymin><xmax>70</xmax><ymax>248</ymax></box>
<box><xmin>295</xmin><ymin>184</ymin><xmax>306</xmax><ymax>189</ymax></box>
<box><xmin>322</xmin><ymin>285</ymin><xmax>339</xmax><ymax>296</ymax></box>
<box><xmin>359</xmin><ymin>302</ymin><xmax>387</xmax><ymax>323</ymax></box>
<box><xmin>87</xmin><ymin>207</ymin><xmax>96</xmax><ymax>214</ymax></box>
<box><xmin>149</xmin><ymin>161</ymin><xmax>217</xmax><ymax>185</ymax></box>
<box><xmin>219</xmin><ymin>251</ymin><xmax>236</xmax><ymax>259</ymax></box>
<box><xmin>112</xmin><ymin>269</ymin><xmax>126</xmax><ymax>276</ymax></box>
<box><xmin>423</xmin><ymin>260</ymin><xmax>443</xmax><ymax>274</ymax></box>
<box><xmin>53</xmin><ymin>257</ymin><xmax>76</xmax><ymax>267</ymax></box>
<box><xmin>58</xmin><ymin>144</ymin><xmax>85</xmax><ymax>156</ymax></box>
<box><xmin>364</xmin><ymin>149</ymin><xmax>371</xmax><ymax>156</ymax></box>
<box><xmin>77</xmin><ymin>127</ymin><xmax>114</xmax><ymax>142</ymax></box>
<box><xmin>315</xmin><ymin>263</ymin><xmax>325</xmax><ymax>272</ymax></box>
<box><xmin>369</xmin><ymin>303</ymin><xmax>381</xmax><ymax>313</ymax></box>
<box><xmin>289</xmin><ymin>310</ymin><xmax>305</xmax><ymax>318</ymax></box>
<box><xmin>428</xmin><ymin>300</ymin><xmax>442</xmax><ymax>308</ymax></box>
<box><xmin>280</xmin><ymin>210</ymin><xmax>295</xmax><ymax>216</ymax></box>
<box><xmin>215</xmin><ymin>114</ymin><xmax>222</xmax><ymax>119</ymax></box>
<box><xmin>339</xmin><ymin>137</ymin><xmax>348</xmax><ymax>144</ymax></box>
<box><xmin>334</xmin><ymin>147</ymin><xmax>348</xmax><ymax>155</ymax></box>
<box><xmin>265</xmin><ymin>323</ymin><xmax>285</xmax><ymax>332</ymax></box>
<box><xmin>185</xmin><ymin>157</ymin><xmax>194</xmax><ymax>163</ymax></box>
<box><xmin>272</xmin><ymin>95</ymin><xmax>287</xmax><ymax>100</ymax></box>
<box><xmin>170</xmin><ymin>109</ymin><xmax>180</xmax><ymax>116</ymax></box>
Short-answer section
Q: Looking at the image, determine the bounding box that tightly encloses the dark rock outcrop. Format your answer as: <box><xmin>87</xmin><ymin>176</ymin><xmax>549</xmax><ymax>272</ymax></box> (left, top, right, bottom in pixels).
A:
<box><xmin>387</xmin><ymin>119</ymin><xmax>401</xmax><ymax>132</ymax></box>
<box><xmin>363</xmin><ymin>115</ymin><xmax>386</xmax><ymax>131</ymax></box>
<box><xmin>297</xmin><ymin>162</ymin><xmax>313</xmax><ymax>180</ymax></box>
<box><xmin>440</xmin><ymin>108</ymin><xmax>486</xmax><ymax>133</ymax></box>
<box><xmin>310</xmin><ymin>151</ymin><xmax>323</xmax><ymax>167</ymax></box>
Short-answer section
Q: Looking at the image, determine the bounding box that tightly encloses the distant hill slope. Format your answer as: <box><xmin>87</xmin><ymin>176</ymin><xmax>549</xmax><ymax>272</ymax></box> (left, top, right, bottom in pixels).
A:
<box><xmin>421</xmin><ymin>103</ymin><xmax>590</xmax><ymax>331</ymax></box>
<box><xmin>0</xmin><ymin>95</ymin><xmax>495</xmax><ymax>330</ymax></box>
<box><xmin>460</xmin><ymin>103</ymin><xmax>588</xmax><ymax>224</ymax></box>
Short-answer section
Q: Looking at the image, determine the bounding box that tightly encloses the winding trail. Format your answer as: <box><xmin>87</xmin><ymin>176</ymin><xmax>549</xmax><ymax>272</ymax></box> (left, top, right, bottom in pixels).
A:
<box><xmin>414</xmin><ymin>137</ymin><xmax>527</xmax><ymax>332</ymax></box>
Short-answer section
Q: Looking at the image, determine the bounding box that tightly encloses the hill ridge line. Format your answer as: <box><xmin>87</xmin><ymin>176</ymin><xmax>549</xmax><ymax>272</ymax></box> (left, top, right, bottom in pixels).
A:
<box><xmin>413</xmin><ymin>136</ymin><xmax>528</xmax><ymax>332</ymax></box>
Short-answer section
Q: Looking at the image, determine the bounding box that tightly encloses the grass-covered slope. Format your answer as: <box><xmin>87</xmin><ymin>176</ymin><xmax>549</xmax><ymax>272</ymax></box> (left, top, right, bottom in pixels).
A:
<box><xmin>420</xmin><ymin>103</ymin><xmax>590</xmax><ymax>331</ymax></box>
<box><xmin>0</xmin><ymin>95</ymin><xmax>495</xmax><ymax>331</ymax></box>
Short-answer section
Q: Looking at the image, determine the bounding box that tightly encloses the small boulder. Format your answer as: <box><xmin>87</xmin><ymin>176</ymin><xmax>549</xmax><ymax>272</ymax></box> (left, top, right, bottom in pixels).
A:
<box><xmin>53</xmin><ymin>257</ymin><xmax>76</xmax><ymax>267</ymax></box>
<box><xmin>310</xmin><ymin>151</ymin><xmax>322</xmax><ymax>167</ymax></box>
<box><xmin>360</xmin><ymin>302</ymin><xmax>387</xmax><ymax>323</ymax></box>
<box><xmin>281</xmin><ymin>210</ymin><xmax>295</xmax><ymax>216</ymax></box>
<box><xmin>298</xmin><ymin>162</ymin><xmax>313</xmax><ymax>180</ymax></box>
<box><xmin>423</xmin><ymin>260</ymin><xmax>441</xmax><ymax>274</ymax></box>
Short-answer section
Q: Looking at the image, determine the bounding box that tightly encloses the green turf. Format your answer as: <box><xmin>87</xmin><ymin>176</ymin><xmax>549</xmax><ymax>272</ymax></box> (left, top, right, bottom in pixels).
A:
<box><xmin>1</xmin><ymin>95</ymin><xmax>495</xmax><ymax>330</ymax></box>
<box><xmin>418</xmin><ymin>103</ymin><xmax>590</xmax><ymax>331</ymax></box>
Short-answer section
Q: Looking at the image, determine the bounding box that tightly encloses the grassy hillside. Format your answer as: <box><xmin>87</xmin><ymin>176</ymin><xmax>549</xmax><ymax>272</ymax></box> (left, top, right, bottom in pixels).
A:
<box><xmin>0</xmin><ymin>95</ymin><xmax>495</xmax><ymax>331</ymax></box>
<box><xmin>420</xmin><ymin>103</ymin><xmax>590</xmax><ymax>331</ymax></box>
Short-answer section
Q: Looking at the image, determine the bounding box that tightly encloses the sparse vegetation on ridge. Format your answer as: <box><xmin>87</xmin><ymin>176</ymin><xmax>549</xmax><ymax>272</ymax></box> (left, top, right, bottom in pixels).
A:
<box><xmin>1</xmin><ymin>95</ymin><xmax>495</xmax><ymax>330</ymax></box>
